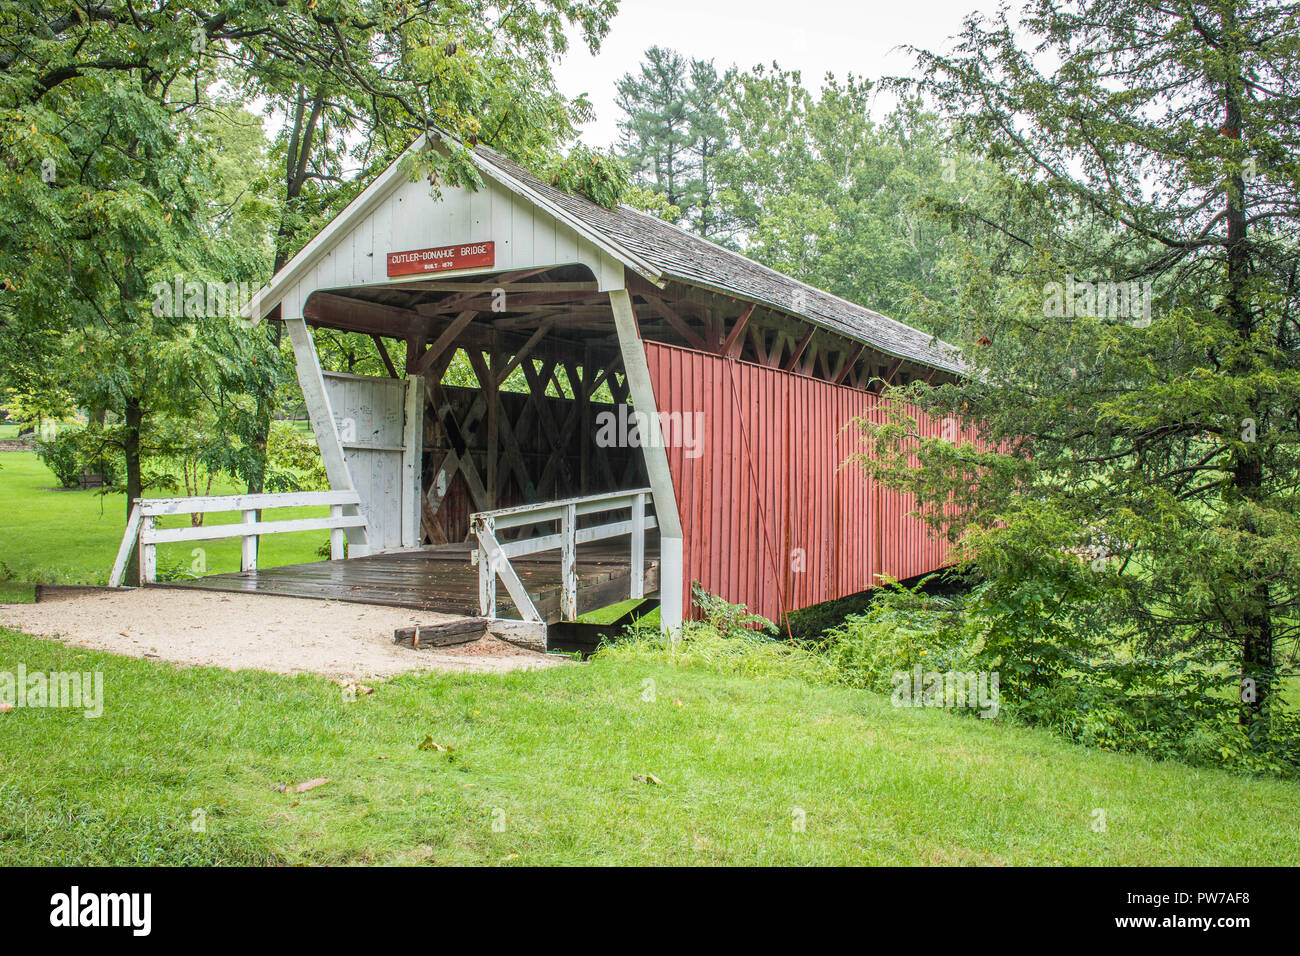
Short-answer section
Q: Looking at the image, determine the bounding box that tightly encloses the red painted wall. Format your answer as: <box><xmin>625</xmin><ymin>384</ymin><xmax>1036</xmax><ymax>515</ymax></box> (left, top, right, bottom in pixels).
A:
<box><xmin>644</xmin><ymin>342</ymin><xmax>958</xmax><ymax>622</ymax></box>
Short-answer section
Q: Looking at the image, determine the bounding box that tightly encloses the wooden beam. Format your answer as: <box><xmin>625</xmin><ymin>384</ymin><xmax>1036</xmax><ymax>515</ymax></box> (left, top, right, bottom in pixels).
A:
<box><xmin>394</xmin><ymin>619</ymin><xmax>488</xmax><ymax>648</ymax></box>
<box><xmin>748</xmin><ymin>324</ymin><xmax>770</xmax><ymax>365</ymax></box>
<box><xmin>872</xmin><ymin>357</ymin><xmax>904</xmax><ymax>393</ymax></box>
<box><xmin>429</xmin><ymin>267</ymin><xmax>552</xmax><ymax>314</ymax></box>
<box><xmin>721</xmin><ymin>304</ymin><xmax>756</xmax><ymax>358</ymax></box>
<box><xmin>833</xmin><ymin>344</ymin><xmax>866</xmax><ymax>385</ymax></box>
<box><xmin>372</xmin><ymin>335</ymin><xmax>400</xmax><ymax>378</ymax></box>
<box><xmin>416</xmin><ymin>291</ymin><xmax>608</xmax><ymax>315</ymax></box>
<box><xmin>307</xmin><ymin>292</ymin><xmax>425</xmax><ymax>337</ymax></box>
<box><xmin>642</xmin><ymin>294</ymin><xmax>707</xmax><ymax>350</ymax></box>
<box><xmin>396</xmin><ymin>280</ymin><xmax>597</xmax><ymax>294</ymax></box>
<box><xmin>494</xmin><ymin>318</ymin><xmax>555</xmax><ymax>386</ymax></box>
<box><xmin>413</xmin><ymin>310</ymin><xmax>477</xmax><ymax>376</ymax></box>
<box><xmin>785</xmin><ymin>327</ymin><xmax>815</xmax><ymax>371</ymax></box>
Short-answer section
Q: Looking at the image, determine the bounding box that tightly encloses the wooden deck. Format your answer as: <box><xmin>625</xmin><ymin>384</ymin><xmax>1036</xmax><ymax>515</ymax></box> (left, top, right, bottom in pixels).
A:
<box><xmin>157</xmin><ymin>536</ymin><xmax>659</xmax><ymax>624</ymax></box>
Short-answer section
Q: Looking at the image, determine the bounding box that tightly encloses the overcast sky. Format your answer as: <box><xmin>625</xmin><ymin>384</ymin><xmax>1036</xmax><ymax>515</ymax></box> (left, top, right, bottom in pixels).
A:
<box><xmin>555</xmin><ymin>0</ymin><xmax>1014</xmax><ymax>148</ymax></box>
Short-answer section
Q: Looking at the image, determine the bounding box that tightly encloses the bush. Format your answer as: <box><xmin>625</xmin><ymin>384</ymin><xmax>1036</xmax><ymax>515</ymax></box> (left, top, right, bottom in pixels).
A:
<box><xmin>265</xmin><ymin>421</ymin><xmax>327</xmax><ymax>491</ymax></box>
<box><xmin>33</xmin><ymin>428</ymin><xmax>86</xmax><ymax>487</ymax></box>
<box><xmin>818</xmin><ymin>566</ymin><xmax>1300</xmax><ymax>778</ymax></box>
<box><xmin>33</xmin><ymin>425</ymin><xmax>119</xmax><ymax>488</ymax></box>
<box><xmin>817</xmin><ymin>576</ymin><xmax>969</xmax><ymax>693</ymax></box>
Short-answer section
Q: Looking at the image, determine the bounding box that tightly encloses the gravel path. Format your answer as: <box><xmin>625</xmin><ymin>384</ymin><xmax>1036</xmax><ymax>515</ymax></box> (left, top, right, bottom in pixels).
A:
<box><xmin>0</xmin><ymin>588</ymin><xmax>558</xmax><ymax>680</ymax></box>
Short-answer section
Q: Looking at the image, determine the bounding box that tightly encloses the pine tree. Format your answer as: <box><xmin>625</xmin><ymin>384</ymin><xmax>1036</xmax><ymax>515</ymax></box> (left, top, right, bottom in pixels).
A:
<box><xmin>867</xmin><ymin>0</ymin><xmax>1300</xmax><ymax>729</ymax></box>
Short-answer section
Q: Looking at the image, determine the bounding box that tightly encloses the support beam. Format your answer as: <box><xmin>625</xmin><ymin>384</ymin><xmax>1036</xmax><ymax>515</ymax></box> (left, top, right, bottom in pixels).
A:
<box><xmin>285</xmin><ymin>318</ymin><xmax>370</xmax><ymax>555</ymax></box>
<box><xmin>642</xmin><ymin>294</ymin><xmax>707</xmax><ymax>350</ymax></box>
<box><xmin>608</xmin><ymin>285</ymin><xmax>685</xmax><ymax>636</ymax></box>
<box><xmin>413</xmin><ymin>309</ymin><xmax>477</xmax><ymax>376</ymax></box>
<box><xmin>872</xmin><ymin>357</ymin><xmax>904</xmax><ymax>393</ymax></box>
<box><xmin>402</xmin><ymin>375</ymin><xmax>424</xmax><ymax>547</ymax></box>
<box><xmin>785</xmin><ymin>327</ymin><xmax>815</xmax><ymax>371</ymax></box>
<box><xmin>372</xmin><ymin>335</ymin><xmax>400</xmax><ymax>378</ymax></box>
<box><xmin>834</xmin><ymin>344</ymin><xmax>865</xmax><ymax>385</ymax></box>
<box><xmin>721</xmin><ymin>304</ymin><xmax>756</xmax><ymax>358</ymax></box>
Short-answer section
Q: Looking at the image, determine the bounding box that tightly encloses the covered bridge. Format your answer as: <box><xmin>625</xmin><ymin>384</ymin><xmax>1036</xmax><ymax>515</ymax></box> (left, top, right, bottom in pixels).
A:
<box><xmin>235</xmin><ymin>134</ymin><xmax>967</xmax><ymax>633</ymax></box>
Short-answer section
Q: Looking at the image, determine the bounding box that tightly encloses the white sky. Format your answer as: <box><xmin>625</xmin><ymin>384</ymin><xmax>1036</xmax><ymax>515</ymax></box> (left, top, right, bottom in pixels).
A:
<box><xmin>555</xmin><ymin>0</ymin><xmax>1013</xmax><ymax>147</ymax></box>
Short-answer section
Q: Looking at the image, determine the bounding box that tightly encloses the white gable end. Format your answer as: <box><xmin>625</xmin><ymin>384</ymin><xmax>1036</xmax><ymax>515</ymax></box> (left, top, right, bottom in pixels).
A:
<box><xmin>250</xmin><ymin>138</ymin><xmax>633</xmax><ymax>323</ymax></box>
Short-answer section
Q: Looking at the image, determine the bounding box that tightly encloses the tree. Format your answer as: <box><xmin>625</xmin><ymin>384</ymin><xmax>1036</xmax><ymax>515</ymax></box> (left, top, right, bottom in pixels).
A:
<box><xmin>712</xmin><ymin>65</ymin><xmax>975</xmax><ymax>322</ymax></box>
<box><xmin>235</xmin><ymin>1</ymin><xmax>621</xmax><ymax>501</ymax></box>
<box><xmin>864</xmin><ymin>0</ymin><xmax>1300</xmax><ymax>729</ymax></box>
<box><xmin>1</xmin><ymin>2</ymin><xmax>622</xmax><ymax>579</ymax></box>
<box><xmin>616</xmin><ymin>47</ymin><xmax>693</xmax><ymax>213</ymax></box>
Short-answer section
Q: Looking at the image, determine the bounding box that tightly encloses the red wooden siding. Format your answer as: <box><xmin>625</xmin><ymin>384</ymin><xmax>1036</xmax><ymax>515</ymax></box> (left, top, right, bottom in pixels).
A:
<box><xmin>644</xmin><ymin>342</ymin><xmax>957</xmax><ymax>622</ymax></box>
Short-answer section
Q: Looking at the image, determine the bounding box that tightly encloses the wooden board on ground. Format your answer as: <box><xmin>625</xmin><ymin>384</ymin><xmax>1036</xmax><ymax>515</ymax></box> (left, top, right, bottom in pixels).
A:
<box><xmin>394</xmin><ymin>617</ymin><xmax>487</xmax><ymax>648</ymax></box>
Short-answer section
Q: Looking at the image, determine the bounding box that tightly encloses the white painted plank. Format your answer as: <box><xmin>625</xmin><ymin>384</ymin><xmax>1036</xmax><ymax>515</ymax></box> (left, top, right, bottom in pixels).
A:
<box><xmin>141</xmin><ymin>514</ymin><xmax>366</xmax><ymax>545</ymax></box>
<box><xmin>139</xmin><ymin>491</ymin><xmax>359</xmax><ymax>516</ymax></box>
<box><xmin>109</xmin><ymin>503</ymin><xmax>144</xmax><ymax>588</ymax></box>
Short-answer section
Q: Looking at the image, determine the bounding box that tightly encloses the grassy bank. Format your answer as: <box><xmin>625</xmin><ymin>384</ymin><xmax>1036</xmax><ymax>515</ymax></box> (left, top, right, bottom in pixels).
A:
<box><xmin>0</xmin><ymin>450</ymin><xmax>330</xmax><ymax>585</ymax></box>
<box><xmin>0</xmin><ymin>627</ymin><xmax>1295</xmax><ymax>866</ymax></box>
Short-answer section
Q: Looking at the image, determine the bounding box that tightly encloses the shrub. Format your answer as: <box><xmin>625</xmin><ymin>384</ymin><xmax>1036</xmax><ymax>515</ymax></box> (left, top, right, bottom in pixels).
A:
<box><xmin>266</xmin><ymin>421</ymin><xmax>327</xmax><ymax>491</ymax></box>
<box><xmin>33</xmin><ymin>425</ymin><xmax>119</xmax><ymax>488</ymax></box>
<box><xmin>818</xmin><ymin>576</ymin><xmax>967</xmax><ymax>693</ymax></box>
<box><xmin>33</xmin><ymin>428</ymin><xmax>86</xmax><ymax>487</ymax></box>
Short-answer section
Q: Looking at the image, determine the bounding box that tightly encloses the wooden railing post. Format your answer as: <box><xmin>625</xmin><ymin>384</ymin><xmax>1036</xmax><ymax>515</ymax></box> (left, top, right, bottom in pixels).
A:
<box><xmin>476</xmin><ymin>514</ymin><xmax>498</xmax><ymax>618</ymax></box>
<box><xmin>329</xmin><ymin>504</ymin><xmax>345</xmax><ymax>560</ymax></box>
<box><xmin>140</xmin><ymin>515</ymin><xmax>156</xmax><ymax>584</ymax></box>
<box><xmin>561</xmin><ymin>502</ymin><xmax>578</xmax><ymax>621</ymax></box>
<box><xmin>241</xmin><ymin>509</ymin><xmax>258</xmax><ymax>572</ymax></box>
<box><xmin>631</xmin><ymin>492</ymin><xmax>646</xmax><ymax>600</ymax></box>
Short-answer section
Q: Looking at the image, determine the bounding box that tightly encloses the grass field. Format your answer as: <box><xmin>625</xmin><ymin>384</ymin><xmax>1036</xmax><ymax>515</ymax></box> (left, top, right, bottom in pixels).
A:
<box><xmin>0</xmin><ymin>450</ymin><xmax>332</xmax><ymax>585</ymax></box>
<box><xmin>0</xmin><ymin>627</ymin><xmax>1295</xmax><ymax>866</ymax></box>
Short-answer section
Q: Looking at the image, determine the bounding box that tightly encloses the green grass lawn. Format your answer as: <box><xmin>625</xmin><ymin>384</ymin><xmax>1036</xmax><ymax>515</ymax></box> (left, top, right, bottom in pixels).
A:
<box><xmin>0</xmin><ymin>450</ymin><xmax>333</xmax><ymax>585</ymax></box>
<box><xmin>0</xmin><ymin>626</ymin><xmax>1295</xmax><ymax>866</ymax></box>
<box><xmin>0</xmin><ymin>423</ymin><xmax>20</xmax><ymax>440</ymax></box>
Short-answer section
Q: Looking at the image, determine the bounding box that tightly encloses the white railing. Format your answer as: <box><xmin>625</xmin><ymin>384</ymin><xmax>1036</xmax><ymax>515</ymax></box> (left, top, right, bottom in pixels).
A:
<box><xmin>109</xmin><ymin>490</ymin><xmax>368</xmax><ymax>587</ymax></box>
<box><xmin>470</xmin><ymin>488</ymin><xmax>657</xmax><ymax>622</ymax></box>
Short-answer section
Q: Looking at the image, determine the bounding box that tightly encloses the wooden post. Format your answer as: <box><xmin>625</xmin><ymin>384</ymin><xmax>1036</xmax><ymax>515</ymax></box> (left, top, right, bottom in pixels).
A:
<box><xmin>140</xmin><ymin>515</ymin><xmax>157</xmax><ymax>584</ymax></box>
<box><xmin>330</xmin><ymin>504</ymin><xmax>345</xmax><ymax>560</ymax></box>
<box><xmin>608</xmin><ymin>286</ymin><xmax>685</xmax><ymax>636</ymax></box>
<box><xmin>401</xmin><ymin>374</ymin><xmax>424</xmax><ymax>548</ymax></box>
<box><xmin>285</xmin><ymin>317</ymin><xmax>370</xmax><ymax>556</ymax></box>
<box><xmin>487</xmin><ymin>337</ymin><xmax>499</xmax><ymax>508</ymax></box>
<box><xmin>241</xmin><ymin>510</ymin><xmax>258</xmax><ymax>572</ymax></box>
<box><xmin>477</xmin><ymin>515</ymin><xmax>497</xmax><ymax>618</ymax></box>
<box><xmin>109</xmin><ymin>502</ymin><xmax>144</xmax><ymax>588</ymax></box>
<box><xmin>561</xmin><ymin>502</ymin><xmax>577</xmax><ymax>621</ymax></box>
<box><xmin>630</xmin><ymin>492</ymin><xmax>646</xmax><ymax>600</ymax></box>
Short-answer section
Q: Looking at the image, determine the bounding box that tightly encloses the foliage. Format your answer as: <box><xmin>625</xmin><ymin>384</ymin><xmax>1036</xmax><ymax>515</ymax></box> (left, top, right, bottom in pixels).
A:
<box><xmin>816</xmin><ymin>572</ymin><xmax>1300</xmax><ymax>778</ymax></box>
<box><xmin>614</xmin><ymin>53</ymin><xmax>984</xmax><ymax>325</ymax></box>
<box><xmin>265</xmin><ymin>421</ymin><xmax>328</xmax><ymax>492</ymax></box>
<box><xmin>33</xmin><ymin>426</ymin><xmax>120</xmax><ymax>489</ymax></box>
<box><xmin>857</xmin><ymin>0</ymin><xmax>1300</xmax><ymax>734</ymax></box>
<box><xmin>601</xmin><ymin>588</ymin><xmax>835</xmax><ymax>685</ymax></box>
<box><xmin>615</xmin><ymin>47</ymin><xmax>731</xmax><ymax>237</ymax></box>
<box><xmin>818</xmin><ymin>577</ymin><xmax>967</xmax><ymax>693</ymax></box>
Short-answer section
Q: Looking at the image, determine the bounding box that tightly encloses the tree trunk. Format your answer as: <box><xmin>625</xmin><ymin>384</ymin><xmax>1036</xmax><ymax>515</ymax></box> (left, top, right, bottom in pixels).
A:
<box><xmin>123</xmin><ymin>395</ymin><xmax>143</xmax><ymax>584</ymax></box>
<box><xmin>1221</xmin><ymin>5</ymin><xmax>1273</xmax><ymax>725</ymax></box>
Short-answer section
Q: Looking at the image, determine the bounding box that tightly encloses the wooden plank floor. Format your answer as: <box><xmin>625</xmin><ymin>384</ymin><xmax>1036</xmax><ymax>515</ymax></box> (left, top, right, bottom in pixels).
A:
<box><xmin>158</xmin><ymin>535</ymin><xmax>660</xmax><ymax>623</ymax></box>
